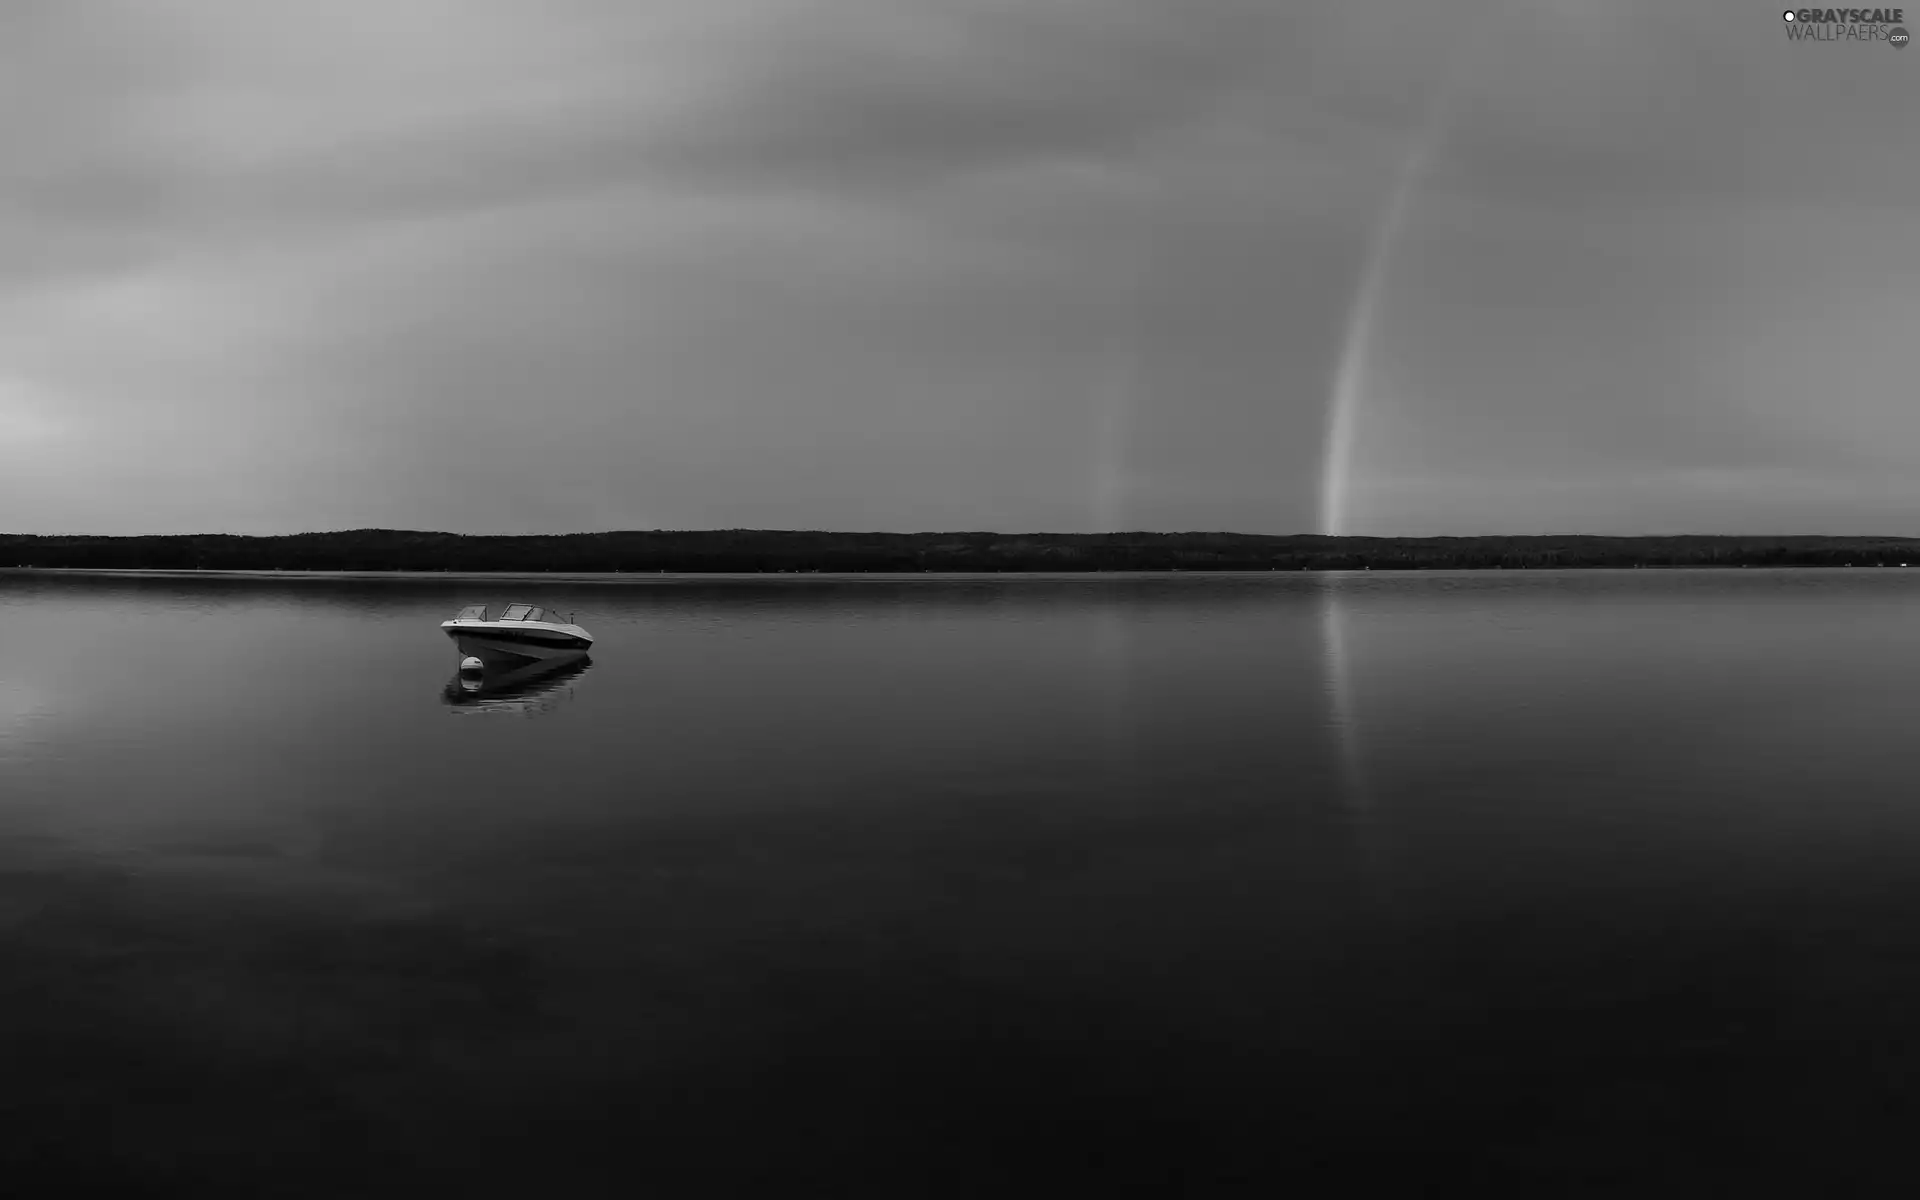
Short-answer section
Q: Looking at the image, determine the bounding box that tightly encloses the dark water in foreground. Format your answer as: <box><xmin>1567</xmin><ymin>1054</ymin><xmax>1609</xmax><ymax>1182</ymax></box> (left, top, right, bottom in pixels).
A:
<box><xmin>5</xmin><ymin>568</ymin><xmax>1920</xmax><ymax>1194</ymax></box>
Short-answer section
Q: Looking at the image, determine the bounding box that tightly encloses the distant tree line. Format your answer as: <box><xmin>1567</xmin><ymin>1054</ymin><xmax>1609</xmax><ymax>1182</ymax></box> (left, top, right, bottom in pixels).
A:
<box><xmin>6</xmin><ymin>530</ymin><xmax>1920</xmax><ymax>572</ymax></box>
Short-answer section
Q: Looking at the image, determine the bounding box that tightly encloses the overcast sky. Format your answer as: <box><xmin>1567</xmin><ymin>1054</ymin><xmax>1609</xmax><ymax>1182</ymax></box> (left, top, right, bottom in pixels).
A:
<box><xmin>2</xmin><ymin>0</ymin><xmax>1916</xmax><ymax>536</ymax></box>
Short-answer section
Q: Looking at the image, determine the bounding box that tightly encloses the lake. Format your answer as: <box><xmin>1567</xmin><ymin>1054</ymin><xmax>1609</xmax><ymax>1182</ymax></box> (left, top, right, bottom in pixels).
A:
<box><xmin>5</xmin><ymin>568</ymin><xmax>1920</xmax><ymax>1194</ymax></box>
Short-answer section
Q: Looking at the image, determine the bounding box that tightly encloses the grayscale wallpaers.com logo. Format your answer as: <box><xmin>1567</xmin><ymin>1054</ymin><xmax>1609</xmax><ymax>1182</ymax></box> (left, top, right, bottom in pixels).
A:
<box><xmin>1783</xmin><ymin>8</ymin><xmax>1910</xmax><ymax>44</ymax></box>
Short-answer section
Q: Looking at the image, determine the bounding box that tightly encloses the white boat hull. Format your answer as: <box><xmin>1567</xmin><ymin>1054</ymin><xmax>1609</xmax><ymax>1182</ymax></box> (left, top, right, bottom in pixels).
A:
<box><xmin>450</xmin><ymin>633</ymin><xmax>588</xmax><ymax>667</ymax></box>
<box><xmin>441</xmin><ymin>604</ymin><xmax>593</xmax><ymax>667</ymax></box>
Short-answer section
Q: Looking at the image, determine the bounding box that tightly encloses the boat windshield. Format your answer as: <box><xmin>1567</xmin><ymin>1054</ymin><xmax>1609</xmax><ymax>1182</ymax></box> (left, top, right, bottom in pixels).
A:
<box><xmin>500</xmin><ymin>604</ymin><xmax>545</xmax><ymax>622</ymax></box>
<box><xmin>452</xmin><ymin>604</ymin><xmax>488</xmax><ymax>621</ymax></box>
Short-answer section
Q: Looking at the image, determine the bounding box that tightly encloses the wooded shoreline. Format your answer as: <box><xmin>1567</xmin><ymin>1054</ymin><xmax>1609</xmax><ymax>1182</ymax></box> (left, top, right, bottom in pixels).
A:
<box><xmin>7</xmin><ymin>530</ymin><xmax>1920</xmax><ymax>572</ymax></box>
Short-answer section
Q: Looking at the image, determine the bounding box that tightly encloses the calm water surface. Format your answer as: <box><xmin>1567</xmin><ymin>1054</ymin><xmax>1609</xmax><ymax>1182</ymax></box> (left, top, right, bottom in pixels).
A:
<box><xmin>5</xmin><ymin>569</ymin><xmax>1920</xmax><ymax>1193</ymax></box>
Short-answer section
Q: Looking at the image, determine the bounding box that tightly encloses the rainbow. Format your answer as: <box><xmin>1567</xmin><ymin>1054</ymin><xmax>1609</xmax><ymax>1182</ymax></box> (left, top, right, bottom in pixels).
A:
<box><xmin>1318</xmin><ymin>111</ymin><xmax>1450</xmax><ymax>538</ymax></box>
<box><xmin>1318</xmin><ymin>7</ymin><xmax>1490</xmax><ymax>537</ymax></box>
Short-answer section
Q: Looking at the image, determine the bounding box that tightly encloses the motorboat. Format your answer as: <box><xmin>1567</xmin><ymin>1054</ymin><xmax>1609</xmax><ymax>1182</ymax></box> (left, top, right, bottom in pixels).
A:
<box><xmin>441</xmin><ymin>602</ymin><xmax>593</xmax><ymax>667</ymax></box>
<box><xmin>442</xmin><ymin>653</ymin><xmax>592</xmax><ymax>716</ymax></box>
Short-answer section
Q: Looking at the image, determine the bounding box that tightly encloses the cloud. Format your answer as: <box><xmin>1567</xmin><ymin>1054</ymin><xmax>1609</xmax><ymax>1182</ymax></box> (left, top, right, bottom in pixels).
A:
<box><xmin>0</xmin><ymin>376</ymin><xmax>71</xmax><ymax>449</ymax></box>
<box><xmin>1</xmin><ymin>0</ymin><xmax>1915</xmax><ymax>535</ymax></box>
<box><xmin>643</xmin><ymin>0</ymin><xmax>1286</xmax><ymax>191</ymax></box>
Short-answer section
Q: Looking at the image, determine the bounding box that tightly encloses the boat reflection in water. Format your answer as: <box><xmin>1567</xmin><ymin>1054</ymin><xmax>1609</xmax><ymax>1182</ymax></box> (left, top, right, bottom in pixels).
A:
<box><xmin>441</xmin><ymin>653</ymin><xmax>593</xmax><ymax>717</ymax></box>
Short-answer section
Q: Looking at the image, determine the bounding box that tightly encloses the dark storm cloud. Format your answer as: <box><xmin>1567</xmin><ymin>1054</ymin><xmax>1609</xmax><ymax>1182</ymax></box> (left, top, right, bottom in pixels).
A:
<box><xmin>644</xmin><ymin>0</ymin><xmax>1285</xmax><ymax>189</ymax></box>
<box><xmin>8</xmin><ymin>0</ymin><xmax>1288</xmax><ymax>249</ymax></box>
